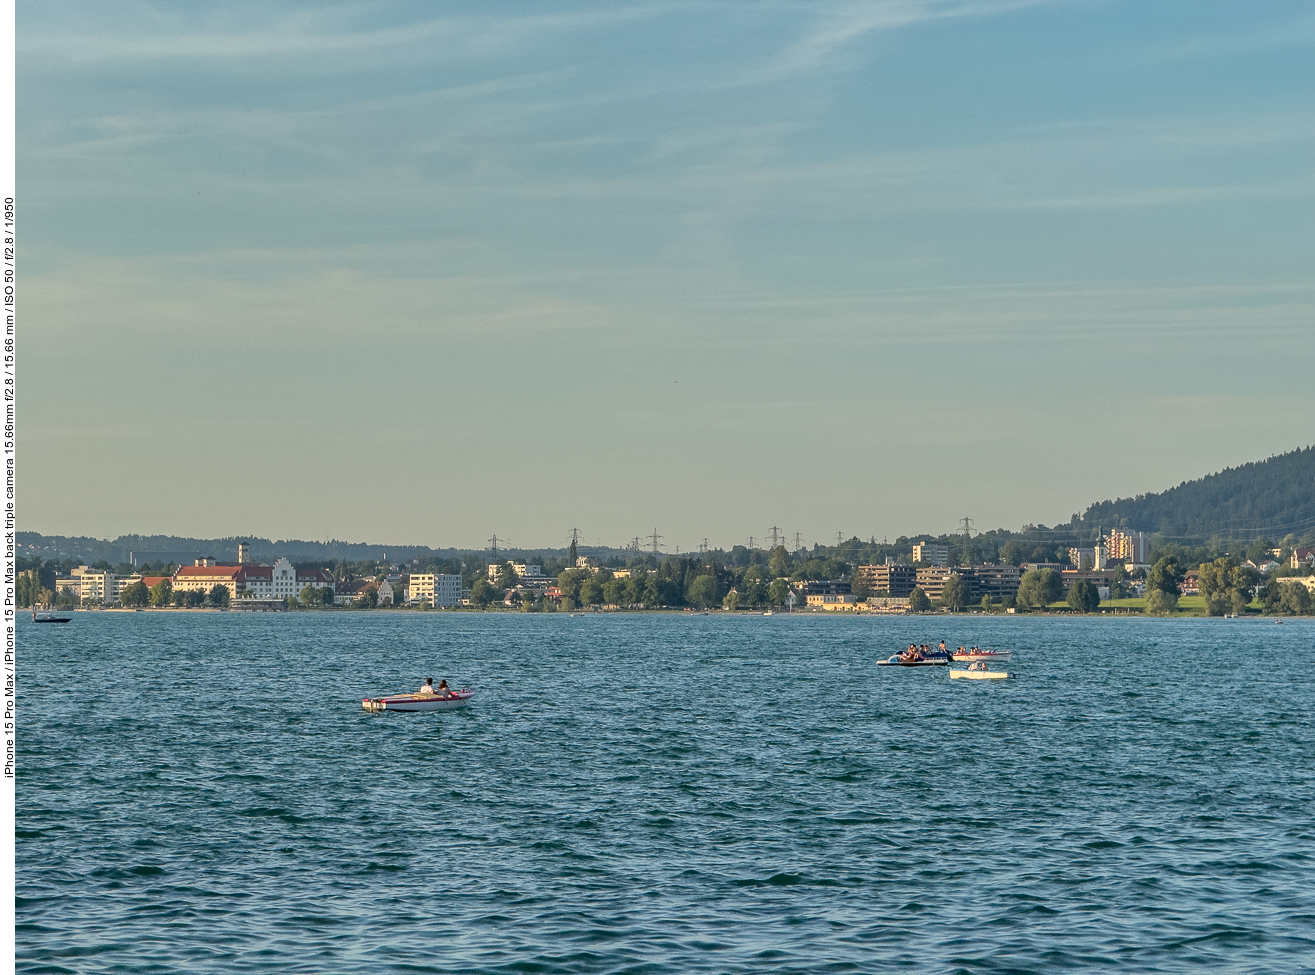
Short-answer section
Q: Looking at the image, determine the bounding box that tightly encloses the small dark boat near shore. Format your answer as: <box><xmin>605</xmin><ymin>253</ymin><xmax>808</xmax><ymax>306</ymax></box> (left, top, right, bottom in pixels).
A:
<box><xmin>32</xmin><ymin>611</ymin><xmax>73</xmax><ymax>623</ymax></box>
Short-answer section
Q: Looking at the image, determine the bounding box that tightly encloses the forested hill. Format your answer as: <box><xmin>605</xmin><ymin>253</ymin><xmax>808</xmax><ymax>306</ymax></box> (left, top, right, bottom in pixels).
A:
<box><xmin>1080</xmin><ymin>446</ymin><xmax>1315</xmax><ymax>540</ymax></box>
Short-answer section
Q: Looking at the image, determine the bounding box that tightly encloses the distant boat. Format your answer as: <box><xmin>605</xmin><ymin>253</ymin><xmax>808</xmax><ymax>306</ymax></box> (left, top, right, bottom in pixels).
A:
<box><xmin>878</xmin><ymin>654</ymin><xmax>947</xmax><ymax>667</ymax></box>
<box><xmin>950</xmin><ymin>669</ymin><xmax>1008</xmax><ymax>680</ymax></box>
<box><xmin>363</xmin><ymin>690</ymin><xmax>474</xmax><ymax>713</ymax></box>
<box><xmin>32</xmin><ymin>611</ymin><xmax>72</xmax><ymax>623</ymax></box>
<box><xmin>951</xmin><ymin>649</ymin><xmax>1011</xmax><ymax>662</ymax></box>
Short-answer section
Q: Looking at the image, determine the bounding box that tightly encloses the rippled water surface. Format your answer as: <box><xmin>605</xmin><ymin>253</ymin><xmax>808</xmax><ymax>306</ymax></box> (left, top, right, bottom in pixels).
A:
<box><xmin>17</xmin><ymin>612</ymin><xmax>1315</xmax><ymax>973</ymax></box>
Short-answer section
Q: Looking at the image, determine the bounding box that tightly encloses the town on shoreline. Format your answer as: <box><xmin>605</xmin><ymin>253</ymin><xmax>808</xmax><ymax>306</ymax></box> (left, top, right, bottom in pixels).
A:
<box><xmin>18</xmin><ymin>530</ymin><xmax>1315</xmax><ymax>619</ymax></box>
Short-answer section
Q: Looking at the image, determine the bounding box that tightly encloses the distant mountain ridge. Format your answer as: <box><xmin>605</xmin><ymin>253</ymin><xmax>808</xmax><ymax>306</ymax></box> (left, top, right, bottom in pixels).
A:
<box><xmin>14</xmin><ymin>532</ymin><xmax>626</xmax><ymax>566</ymax></box>
<box><xmin>21</xmin><ymin>448</ymin><xmax>1315</xmax><ymax>562</ymax></box>
<box><xmin>1080</xmin><ymin>446</ymin><xmax>1315</xmax><ymax>540</ymax></box>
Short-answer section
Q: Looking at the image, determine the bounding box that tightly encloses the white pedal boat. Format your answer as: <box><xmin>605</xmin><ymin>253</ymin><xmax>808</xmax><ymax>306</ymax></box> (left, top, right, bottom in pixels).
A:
<box><xmin>363</xmin><ymin>690</ymin><xmax>474</xmax><ymax>712</ymax></box>
<box><xmin>950</xmin><ymin>650</ymin><xmax>1011</xmax><ymax>662</ymax></box>
<box><xmin>949</xmin><ymin>669</ymin><xmax>1007</xmax><ymax>680</ymax></box>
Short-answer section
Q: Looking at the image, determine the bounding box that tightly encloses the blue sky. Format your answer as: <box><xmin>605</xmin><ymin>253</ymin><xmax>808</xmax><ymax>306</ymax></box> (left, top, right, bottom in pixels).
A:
<box><xmin>20</xmin><ymin>1</ymin><xmax>1315</xmax><ymax>550</ymax></box>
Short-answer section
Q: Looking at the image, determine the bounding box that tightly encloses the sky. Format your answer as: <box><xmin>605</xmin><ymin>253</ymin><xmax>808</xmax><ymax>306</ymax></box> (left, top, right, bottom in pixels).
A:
<box><xmin>19</xmin><ymin>0</ymin><xmax>1315</xmax><ymax>552</ymax></box>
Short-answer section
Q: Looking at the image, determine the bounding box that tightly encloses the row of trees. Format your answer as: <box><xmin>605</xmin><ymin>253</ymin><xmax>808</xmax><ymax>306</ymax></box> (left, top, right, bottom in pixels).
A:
<box><xmin>119</xmin><ymin>580</ymin><xmax>231</xmax><ymax>609</ymax></box>
<box><xmin>897</xmin><ymin>569</ymin><xmax>1098</xmax><ymax>614</ymax></box>
<box><xmin>16</xmin><ymin>571</ymin><xmax>53</xmax><ymax>609</ymax></box>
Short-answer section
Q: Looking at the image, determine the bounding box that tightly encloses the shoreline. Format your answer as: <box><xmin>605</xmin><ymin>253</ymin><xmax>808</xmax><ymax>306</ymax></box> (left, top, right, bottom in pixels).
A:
<box><xmin>42</xmin><ymin>606</ymin><xmax>1298</xmax><ymax>619</ymax></box>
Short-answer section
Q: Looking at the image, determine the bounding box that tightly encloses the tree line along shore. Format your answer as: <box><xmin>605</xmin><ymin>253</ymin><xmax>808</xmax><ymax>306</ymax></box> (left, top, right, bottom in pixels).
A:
<box><xmin>18</xmin><ymin>532</ymin><xmax>1315</xmax><ymax>617</ymax></box>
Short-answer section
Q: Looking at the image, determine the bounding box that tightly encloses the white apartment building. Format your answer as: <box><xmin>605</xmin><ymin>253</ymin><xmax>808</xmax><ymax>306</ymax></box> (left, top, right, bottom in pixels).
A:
<box><xmin>59</xmin><ymin>567</ymin><xmax>142</xmax><ymax>604</ymax></box>
<box><xmin>912</xmin><ymin>543</ymin><xmax>949</xmax><ymax>566</ymax></box>
<box><xmin>487</xmin><ymin>562</ymin><xmax>545</xmax><ymax>581</ymax></box>
<box><xmin>407</xmin><ymin>573</ymin><xmax>463</xmax><ymax>607</ymax></box>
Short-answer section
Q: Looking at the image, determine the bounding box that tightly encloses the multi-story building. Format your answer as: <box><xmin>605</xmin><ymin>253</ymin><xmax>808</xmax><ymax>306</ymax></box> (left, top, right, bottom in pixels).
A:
<box><xmin>488</xmin><ymin>562</ymin><xmax>546</xmax><ymax>581</ymax></box>
<box><xmin>62</xmin><ymin>566</ymin><xmax>143</xmax><ymax>604</ymax></box>
<box><xmin>915</xmin><ymin>566</ymin><xmax>956</xmax><ymax>601</ymax></box>
<box><xmin>1020</xmin><ymin>562</ymin><xmax>1066</xmax><ymax>573</ymax></box>
<box><xmin>407</xmin><ymin>573</ymin><xmax>463</xmax><ymax>607</ymax></box>
<box><xmin>294</xmin><ymin>566</ymin><xmax>334</xmax><ymax>596</ymax></box>
<box><xmin>335</xmin><ymin>580</ymin><xmax>376</xmax><ymax>606</ymax></box>
<box><xmin>173</xmin><ymin>564</ymin><xmax>245</xmax><ymax>599</ymax></box>
<box><xmin>965</xmin><ymin>564</ymin><xmax>1023</xmax><ymax>600</ymax></box>
<box><xmin>916</xmin><ymin>565</ymin><xmax>1023</xmax><ymax>602</ymax></box>
<box><xmin>171</xmin><ymin>557</ymin><xmax>332</xmax><ymax>601</ymax></box>
<box><xmin>803</xmin><ymin>580</ymin><xmax>851</xmax><ymax>596</ymax></box>
<box><xmin>805</xmin><ymin>593</ymin><xmax>858</xmax><ymax>610</ymax></box>
<box><xmin>854</xmin><ymin>564</ymin><xmax>917</xmax><ymax>597</ymax></box>
<box><xmin>912</xmin><ymin>542</ymin><xmax>949</xmax><ymax>566</ymax></box>
<box><xmin>1106</xmin><ymin>529</ymin><xmax>1149</xmax><ymax>564</ymax></box>
<box><xmin>1068</xmin><ymin>547</ymin><xmax>1097</xmax><ymax>570</ymax></box>
<box><xmin>1059</xmin><ymin>569</ymin><xmax>1116</xmax><ymax>592</ymax></box>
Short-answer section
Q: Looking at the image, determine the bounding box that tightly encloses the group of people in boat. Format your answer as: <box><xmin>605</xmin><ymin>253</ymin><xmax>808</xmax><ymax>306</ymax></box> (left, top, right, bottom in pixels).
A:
<box><xmin>896</xmin><ymin>641</ymin><xmax>989</xmax><ymax>663</ymax></box>
<box><xmin>417</xmin><ymin>678</ymin><xmax>454</xmax><ymax>698</ymax></box>
<box><xmin>898</xmin><ymin>641</ymin><xmax>947</xmax><ymax>662</ymax></box>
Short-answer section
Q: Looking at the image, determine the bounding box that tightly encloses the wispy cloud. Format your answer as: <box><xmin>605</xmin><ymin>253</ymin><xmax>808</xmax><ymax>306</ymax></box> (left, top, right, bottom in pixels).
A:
<box><xmin>769</xmin><ymin>0</ymin><xmax>1063</xmax><ymax>76</ymax></box>
<box><xmin>20</xmin><ymin>4</ymin><xmax>670</xmax><ymax>65</ymax></box>
<box><xmin>1148</xmin><ymin>8</ymin><xmax>1315</xmax><ymax>63</ymax></box>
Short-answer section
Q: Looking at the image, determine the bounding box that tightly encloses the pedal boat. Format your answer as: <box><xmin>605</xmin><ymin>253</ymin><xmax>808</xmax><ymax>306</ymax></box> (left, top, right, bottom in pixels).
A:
<box><xmin>363</xmin><ymin>690</ymin><xmax>474</xmax><ymax>712</ymax></box>
<box><xmin>950</xmin><ymin>650</ymin><xmax>1011</xmax><ymax>662</ymax></box>
<box><xmin>878</xmin><ymin>654</ymin><xmax>948</xmax><ymax>667</ymax></box>
<box><xmin>949</xmin><ymin>668</ymin><xmax>1007</xmax><ymax>680</ymax></box>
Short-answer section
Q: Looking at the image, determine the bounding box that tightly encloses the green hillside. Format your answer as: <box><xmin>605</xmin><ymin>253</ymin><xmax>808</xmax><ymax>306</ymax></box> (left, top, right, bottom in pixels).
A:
<box><xmin>1080</xmin><ymin>446</ymin><xmax>1315</xmax><ymax>541</ymax></box>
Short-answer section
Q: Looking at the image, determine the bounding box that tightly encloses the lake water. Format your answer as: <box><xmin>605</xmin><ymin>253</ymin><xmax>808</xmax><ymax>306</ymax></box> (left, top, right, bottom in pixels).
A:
<box><xmin>16</xmin><ymin>612</ymin><xmax>1315</xmax><ymax>973</ymax></box>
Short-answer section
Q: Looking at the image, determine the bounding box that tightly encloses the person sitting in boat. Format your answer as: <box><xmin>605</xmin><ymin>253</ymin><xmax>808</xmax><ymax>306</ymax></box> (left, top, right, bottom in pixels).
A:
<box><xmin>418</xmin><ymin>678</ymin><xmax>437</xmax><ymax>695</ymax></box>
<box><xmin>968</xmin><ymin>661</ymin><xmax>987</xmax><ymax>671</ymax></box>
<box><xmin>436</xmin><ymin>679</ymin><xmax>453</xmax><ymax>698</ymax></box>
<box><xmin>939</xmin><ymin>641</ymin><xmax>947</xmax><ymax>654</ymax></box>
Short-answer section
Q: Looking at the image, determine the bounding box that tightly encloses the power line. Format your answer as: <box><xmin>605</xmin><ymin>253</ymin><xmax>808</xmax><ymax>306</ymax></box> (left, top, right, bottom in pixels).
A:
<box><xmin>648</xmin><ymin>529</ymin><xmax>664</xmax><ymax>554</ymax></box>
<box><xmin>767</xmin><ymin>526</ymin><xmax>783</xmax><ymax>548</ymax></box>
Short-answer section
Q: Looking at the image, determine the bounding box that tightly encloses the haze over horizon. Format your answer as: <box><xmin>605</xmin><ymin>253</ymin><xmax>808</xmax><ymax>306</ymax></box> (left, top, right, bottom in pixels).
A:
<box><xmin>21</xmin><ymin>1</ymin><xmax>1315</xmax><ymax>551</ymax></box>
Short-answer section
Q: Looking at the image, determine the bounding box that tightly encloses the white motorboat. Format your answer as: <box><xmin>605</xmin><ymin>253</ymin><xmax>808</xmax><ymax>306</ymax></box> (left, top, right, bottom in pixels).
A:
<box><xmin>949</xmin><ymin>669</ymin><xmax>1007</xmax><ymax>680</ymax></box>
<box><xmin>950</xmin><ymin>649</ymin><xmax>1011</xmax><ymax>662</ymax></box>
<box><xmin>363</xmin><ymin>690</ymin><xmax>474</xmax><ymax>713</ymax></box>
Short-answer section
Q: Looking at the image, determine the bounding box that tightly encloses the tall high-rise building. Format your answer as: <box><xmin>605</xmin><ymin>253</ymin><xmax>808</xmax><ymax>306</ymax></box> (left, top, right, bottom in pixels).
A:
<box><xmin>913</xmin><ymin>542</ymin><xmax>949</xmax><ymax>566</ymax></box>
<box><xmin>1106</xmin><ymin>529</ymin><xmax>1149</xmax><ymax>563</ymax></box>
